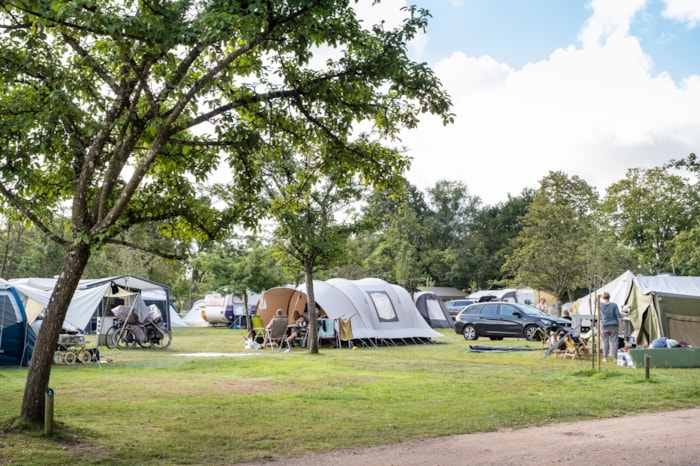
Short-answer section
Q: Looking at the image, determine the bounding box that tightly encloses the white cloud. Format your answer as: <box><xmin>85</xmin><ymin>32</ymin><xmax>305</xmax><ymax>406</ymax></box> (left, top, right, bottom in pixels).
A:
<box><xmin>662</xmin><ymin>0</ymin><xmax>700</xmax><ymax>27</ymax></box>
<box><xmin>398</xmin><ymin>0</ymin><xmax>700</xmax><ymax>205</ymax></box>
<box><xmin>578</xmin><ymin>0</ymin><xmax>646</xmax><ymax>48</ymax></box>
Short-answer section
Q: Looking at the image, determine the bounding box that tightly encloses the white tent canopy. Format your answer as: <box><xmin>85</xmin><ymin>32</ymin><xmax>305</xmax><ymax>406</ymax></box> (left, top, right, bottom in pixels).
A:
<box><xmin>10</xmin><ymin>275</ymin><xmax>171</xmax><ymax>332</ymax></box>
<box><xmin>634</xmin><ymin>275</ymin><xmax>700</xmax><ymax>296</ymax></box>
<box><xmin>572</xmin><ymin>270</ymin><xmax>636</xmax><ymax>316</ymax></box>
<box><xmin>141</xmin><ymin>289</ymin><xmax>186</xmax><ymax>328</ymax></box>
<box><xmin>257</xmin><ymin>278</ymin><xmax>441</xmax><ymax>342</ymax></box>
<box><xmin>183</xmin><ymin>300</ymin><xmax>209</xmax><ymax>327</ymax></box>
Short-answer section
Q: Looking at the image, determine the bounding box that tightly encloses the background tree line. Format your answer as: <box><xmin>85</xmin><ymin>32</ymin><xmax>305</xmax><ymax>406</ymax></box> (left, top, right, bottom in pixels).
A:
<box><xmin>3</xmin><ymin>156</ymin><xmax>698</xmax><ymax>308</ymax></box>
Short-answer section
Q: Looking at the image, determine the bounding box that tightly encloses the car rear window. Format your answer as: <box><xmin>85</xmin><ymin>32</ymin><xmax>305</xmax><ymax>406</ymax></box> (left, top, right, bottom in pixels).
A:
<box><xmin>481</xmin><ymin>304</ymin><xmax>498</xmax><ymax>315</ymax></box>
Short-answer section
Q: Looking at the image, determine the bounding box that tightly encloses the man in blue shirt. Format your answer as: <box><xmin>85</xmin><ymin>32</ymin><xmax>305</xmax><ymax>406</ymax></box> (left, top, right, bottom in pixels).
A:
<box><xmin>599</xmin><ymin>292</ymin><xmax>623</xmax><ymax>362</ymax></box>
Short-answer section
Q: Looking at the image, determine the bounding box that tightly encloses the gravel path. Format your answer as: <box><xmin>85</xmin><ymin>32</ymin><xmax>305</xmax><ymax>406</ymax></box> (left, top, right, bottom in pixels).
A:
<box><xmin>243</xmin><ymin>407</ymin><xmax>700</xmax><ymax>466</ymax></box>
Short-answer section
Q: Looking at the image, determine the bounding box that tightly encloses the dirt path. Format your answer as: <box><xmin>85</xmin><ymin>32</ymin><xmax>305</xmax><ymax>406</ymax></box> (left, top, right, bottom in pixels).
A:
<box><xmin>244</xmin><ymin>407</ymin><xmax>700</xmax><ymax>465</ymax></box>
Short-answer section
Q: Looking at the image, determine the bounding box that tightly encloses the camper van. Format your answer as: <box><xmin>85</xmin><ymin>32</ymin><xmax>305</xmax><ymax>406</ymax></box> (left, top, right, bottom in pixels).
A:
<box><xmin>467</xmin><ymin>289</ymin><xmax>535</xmax><ymax>306</ymax></box>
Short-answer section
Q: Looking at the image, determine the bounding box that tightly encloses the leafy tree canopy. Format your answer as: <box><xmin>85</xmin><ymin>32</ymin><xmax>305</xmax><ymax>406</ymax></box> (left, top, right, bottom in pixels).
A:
<box><xmin>602</xmin><ymin>167</ymin><xmax>699</xmax><ymax>274</ymax></box>
<box><xmin>0</xmin><ymin>0</ymin><xmax>452</xmax><ymax>422</ymax></box>
<box><xmin>503</xmin><ymin>171</ymin><xmax>599</xmax><ymax>302</ymax></box>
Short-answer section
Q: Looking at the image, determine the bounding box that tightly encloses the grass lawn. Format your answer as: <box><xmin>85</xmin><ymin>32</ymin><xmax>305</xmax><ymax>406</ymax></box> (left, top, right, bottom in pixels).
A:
<box><xmin>1</xmin><ymin>327</ymin><xmax>698</xmax><ymax>465</ymax></box>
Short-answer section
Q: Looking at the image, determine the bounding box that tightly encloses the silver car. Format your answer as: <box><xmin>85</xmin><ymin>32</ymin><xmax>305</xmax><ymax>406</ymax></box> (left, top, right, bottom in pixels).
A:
<box><xmin>444</xmin><ymin>299</ymin><xmax>474</xmax><ymax>317</ymax></box>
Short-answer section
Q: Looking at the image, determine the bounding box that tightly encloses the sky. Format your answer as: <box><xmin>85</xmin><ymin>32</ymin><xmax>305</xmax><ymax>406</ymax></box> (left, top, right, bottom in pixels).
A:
<box><xmin>355</xmin><ymin>0</ymin><xmax>700</xmax><ymax>206</ymax></box>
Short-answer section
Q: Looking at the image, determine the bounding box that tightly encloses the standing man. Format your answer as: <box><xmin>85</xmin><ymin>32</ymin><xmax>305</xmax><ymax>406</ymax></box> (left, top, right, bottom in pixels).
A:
<box><xmin>599</xmin><ymin>292</ymin><xmax>623</xmax><ymax>362</ymax></box>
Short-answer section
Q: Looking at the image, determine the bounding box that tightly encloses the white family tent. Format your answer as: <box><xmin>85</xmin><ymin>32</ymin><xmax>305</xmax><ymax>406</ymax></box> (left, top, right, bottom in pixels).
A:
<box><xmin>256</xmin><ymin>278</ymin><xmax>441</xmax><ymax>345</ymax></box>
<box><xmin>182</xmin><ymin>299</ymin><xmax>209</xmax><ymax>327</ymax></box>
<box><xmin>413</xmin><ymin>291</ymin><xmax>454</xmax><ymax>328</ymax></box>
<box><xmin>9</xmin><ymin>275</ymin><xmax>173</xmax><ymax>336</ymax></box>
<box><xmin>0</xmin><ymin>278</ymin><xmax>36</xmax><ymax>367</ymax></box>
<box><xmin>572</xmin><ymin>270</ymin><xmax>636</xmax><ymax>317</ymax></box>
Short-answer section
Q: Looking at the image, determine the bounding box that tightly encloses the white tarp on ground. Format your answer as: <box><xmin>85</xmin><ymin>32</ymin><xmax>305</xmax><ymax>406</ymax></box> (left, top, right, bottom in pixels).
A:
<box><xmin>256</xmin><ymin>278</ymin><xmax>441</xmax><ymax>341</ymax></box>
<box><xmin>10</xmin><ymin>275</ymin><xmax>171</xmax><ymax>332</ymax></box>
<box><xmin>571</xmin><ymin>270</ymin><xmax>636</xmax><ymax>316</ymax></box>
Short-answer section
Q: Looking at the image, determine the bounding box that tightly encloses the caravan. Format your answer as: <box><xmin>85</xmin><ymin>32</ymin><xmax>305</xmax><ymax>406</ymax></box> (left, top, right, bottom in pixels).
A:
<box><xmin>468</xmin><ymin>289</ymin><xmax>535</xmax><ymax>306</ymax></box>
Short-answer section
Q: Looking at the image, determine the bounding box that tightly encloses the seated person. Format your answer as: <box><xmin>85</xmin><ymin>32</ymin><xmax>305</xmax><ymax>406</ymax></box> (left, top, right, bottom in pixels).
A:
<box><xmin>285</xmin><ymin>310</ymin><xmax>308</xmax><ymax>351</ymax></box>
<box><xmin>261</xmin><ymin>309</ymin><xmax>287</xmax><ymax>348</ymax></box>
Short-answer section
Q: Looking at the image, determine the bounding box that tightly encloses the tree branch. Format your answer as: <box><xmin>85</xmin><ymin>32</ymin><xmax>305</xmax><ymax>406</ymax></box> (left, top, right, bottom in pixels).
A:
<box><xmin>105</xmin><ymin>238</ymin><xmax>184</xmax><ymax>261</ymax></box>
<box><xmin>0</xmin><ymin>183</ymin><xmax>69</xmax><ymax>248</ymax></box>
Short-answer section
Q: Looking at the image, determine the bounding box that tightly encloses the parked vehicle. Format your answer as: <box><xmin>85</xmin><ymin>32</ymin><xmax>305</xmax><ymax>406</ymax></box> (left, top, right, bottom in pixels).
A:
<box><xmin>467</xmin><ymin>289</ymin><xmax>535</xmax><ymax>306</ymax></box>
<box><xmin>444</xmin><ymin>299</ymin><xmax>474</xmax><ymax>317</ymax></box>
<box><xmin>454</xmin><ymin>302</ymin><xmax>571</xmax><ymax>341</ymax></box>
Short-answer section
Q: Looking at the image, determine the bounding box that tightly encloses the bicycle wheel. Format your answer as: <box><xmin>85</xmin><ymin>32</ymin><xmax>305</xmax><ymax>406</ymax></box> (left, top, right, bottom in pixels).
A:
<box><xmin>105</xmin><ymin>325</ymin><xmax>118</xmax><ymax>349</ymax></box>
<box><xmin>115</xmin><ymin>328</ymin><xmax>137</xmax><ymax>349</ymax></box>
<box><xmin>150</xmin><ymin>328</ymin><xmax>172</xmax><ymax>349</ymax></box>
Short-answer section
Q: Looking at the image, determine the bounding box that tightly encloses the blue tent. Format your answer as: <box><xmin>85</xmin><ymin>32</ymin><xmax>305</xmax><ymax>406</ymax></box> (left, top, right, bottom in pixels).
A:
<box><xmin>0</xmin><ymin>279</ymin><xmax>36</xmax><ymax>367</ymax></box>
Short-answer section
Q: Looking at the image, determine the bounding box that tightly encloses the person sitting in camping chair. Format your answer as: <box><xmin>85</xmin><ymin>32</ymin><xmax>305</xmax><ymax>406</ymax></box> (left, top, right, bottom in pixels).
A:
<box><xmin>262</xmin><ymin>309</ymin><xmax>288</xmax><ymax>349</ymax></box>
<box><xmin>284</xmin><ymin>311</ymin><xmax>308</xmax><ymax>352</ymax></box>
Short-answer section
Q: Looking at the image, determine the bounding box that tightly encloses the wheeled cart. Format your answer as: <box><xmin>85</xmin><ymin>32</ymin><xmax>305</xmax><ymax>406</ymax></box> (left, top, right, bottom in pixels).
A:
<box><xmin>53</xmin><ymin>333</ymin><xmax>99</xmax><ymax>364</ymax></box>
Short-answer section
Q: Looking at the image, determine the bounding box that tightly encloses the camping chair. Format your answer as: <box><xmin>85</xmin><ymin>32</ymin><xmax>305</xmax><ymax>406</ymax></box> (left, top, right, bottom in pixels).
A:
<box><xmin>561</xmin><ymin>336</ymin><xmax>580</xmax><ymax>359</ymax></box>
<box><xmin>251</xmin><ymin>315</ymin><xmax>267</xmax><ymax>344</ymax></box>
<box><xmin>317</xmin><ymin>319</ymin><xmax>337</xmax><ymax>348</ymax></box>
<box><xmin>561</xmin><ymin>334</ymin><xmax>591</xmax><ymax>360</ymax></box>
<box><xmin>266</xmin><ymin>317</ymin><xmax>290</xmax><ymax>350</ymax></box>
<box><xmin>533</xmin><ymin>327</ymin><xmax>550</xmax><ymax>350</ymax></box>
<box><xmin>578</xmin><ymin>328</ymin><xmax>594</xmax><ymax>346</ymax></box>
<box><xmin>571</xmin><ymin>334</ymin><xmax>591</xmax><ymax>358</ymax></box>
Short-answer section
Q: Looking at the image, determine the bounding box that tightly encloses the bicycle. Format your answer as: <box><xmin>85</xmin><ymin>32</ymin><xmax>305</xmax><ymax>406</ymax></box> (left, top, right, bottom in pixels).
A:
<box><xmin>104</xmin><ymin>318</ymin><xmax>171</xmax><ymax>349</ymax></box>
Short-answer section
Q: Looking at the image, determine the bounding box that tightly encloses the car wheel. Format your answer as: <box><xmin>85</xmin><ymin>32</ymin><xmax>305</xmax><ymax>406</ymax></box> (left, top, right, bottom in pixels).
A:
<box><xmin>524</xmin><ymin>325</ymin><xmax>540</xmax><ymax>341</ymax></box>
<box><xmin>462</xmin><ymin>325</ymin><xmax>478</xmax><ymax>341</ymax></box>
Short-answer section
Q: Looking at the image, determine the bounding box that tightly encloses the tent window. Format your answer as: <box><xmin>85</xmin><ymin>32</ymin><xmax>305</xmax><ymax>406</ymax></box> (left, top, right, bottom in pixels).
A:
<box><xmin>368</xmin><ymin>291</ymin><xmax>398</xmax><ymax>322</ymax></box>
<box><xmin>0</xmin><ymin>294</ymin><xmax>21</xmax><ymax>324</ymax></box>
<box><xmin>426</xmin><ymin>299</ymin><xmax>445</xmax><ymax>321</ymax></box>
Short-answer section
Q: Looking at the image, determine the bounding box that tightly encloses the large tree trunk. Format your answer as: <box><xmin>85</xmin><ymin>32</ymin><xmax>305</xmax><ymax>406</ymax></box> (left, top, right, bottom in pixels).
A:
<box><xmin>305</xmin><ymin>267</ymin><xmax>319</xmax><ymax>354</ymax></box>
<box><xmin>20</xmin><ymin>242</ymin><xmax>92</xmax><ymax>424</ymax></box>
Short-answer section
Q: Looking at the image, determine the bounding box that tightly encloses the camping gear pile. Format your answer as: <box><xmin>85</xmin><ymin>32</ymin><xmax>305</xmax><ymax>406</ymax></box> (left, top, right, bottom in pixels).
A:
<box><xmin>109</xmin><ymin>304</ymin><xmax>172</xmax><ymax>349</ymax></box>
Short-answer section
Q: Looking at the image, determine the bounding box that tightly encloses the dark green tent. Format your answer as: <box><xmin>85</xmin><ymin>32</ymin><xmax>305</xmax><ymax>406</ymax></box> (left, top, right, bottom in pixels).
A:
<box><xmin>626</xmin><ymin>276</ymin><xmax>700</xmax><ymax>347</ymax></box>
